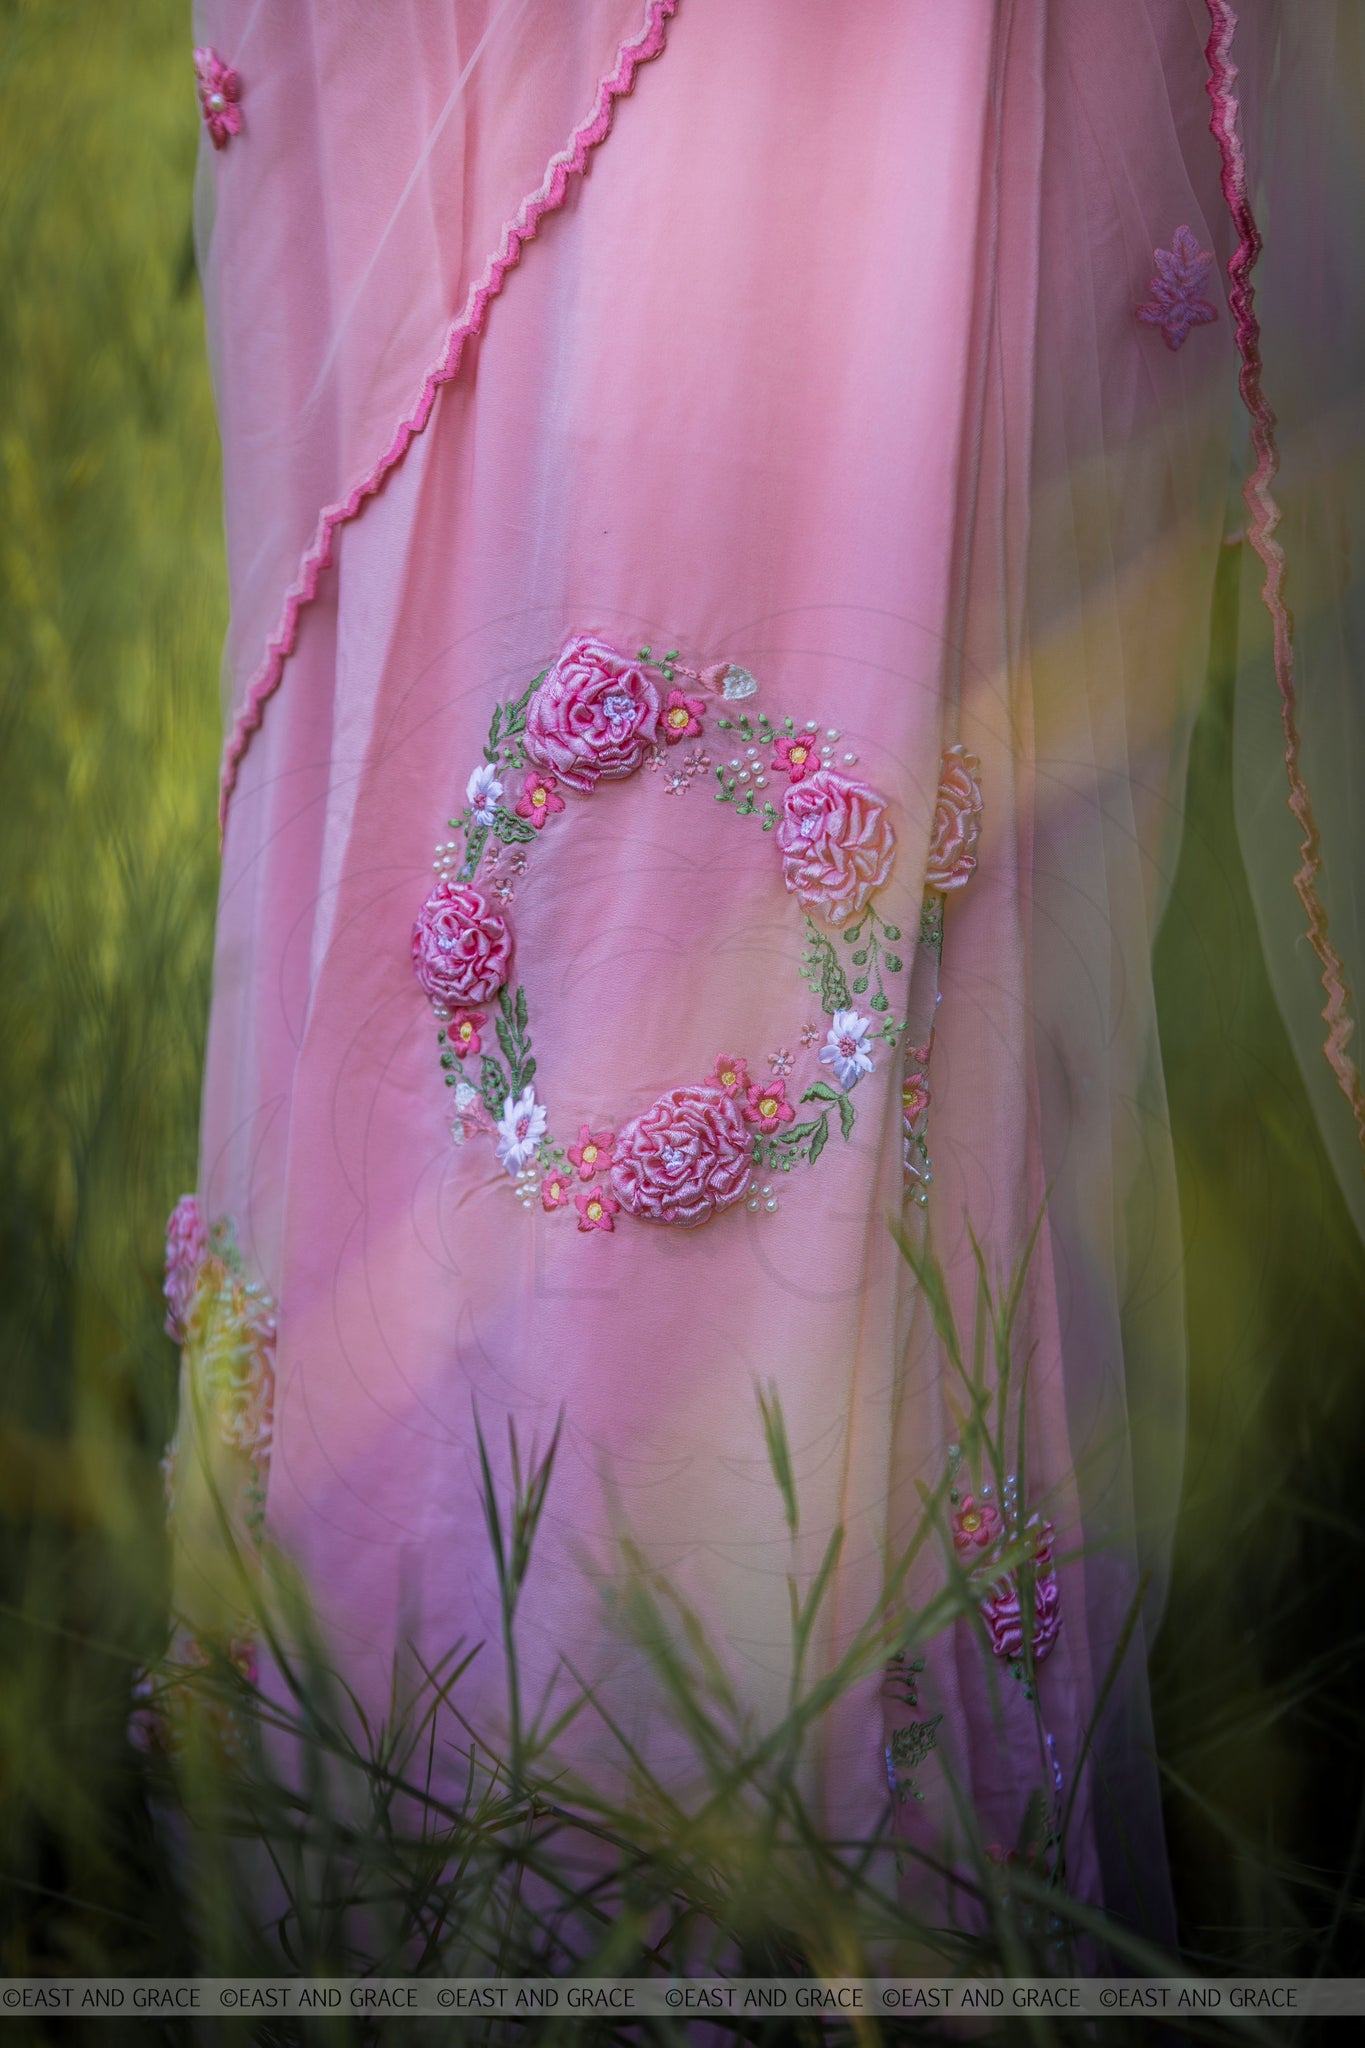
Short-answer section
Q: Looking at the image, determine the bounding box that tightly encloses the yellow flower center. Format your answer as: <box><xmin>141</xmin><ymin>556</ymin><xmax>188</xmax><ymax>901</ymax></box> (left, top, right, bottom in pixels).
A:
<box><xmin>759</xmin><ymin>1097</ymin><xmax>778</xmax><ymax>1119</ymax></box>
<box><xmin>531</xmin><ymin>787</ymin><xmax>547</xmax><ymax>807</ymax></box>
<box><xmin>667</xmin><ymin>707</ymin><xmax>688</xmax><ymax>729</ymax></box>
<box><xmin>720</xmin><ymin>1067</ymin><xmax>736</xmax><ymax>1086</ymax></box>
<box><xmin>587</xmin><ymin>1200</ymin><xmax>602</xmax><ymax>1221</ymax></box>
<box><xmin>961</xmin><ymin>1510</ymin><xmax>981</xmax><ymax>1531</ymax></box>
<box><xmin>582</xmin><ymin>1143</ymin><xmax>598</xmax><ymax>1165</ymax></box>
<box><xmin>791</xmin><ymin>743</ymin><xmax>808</xmax><ymax>764</ymax></box>
<box><xmin>459</xmin><ymin>1023</ymin><xmax>473</xmax><ymax>1042</ymax></box>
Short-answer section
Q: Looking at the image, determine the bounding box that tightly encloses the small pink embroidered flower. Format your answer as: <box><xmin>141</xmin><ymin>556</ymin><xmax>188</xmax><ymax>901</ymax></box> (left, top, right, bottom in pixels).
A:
<box><xmin>515</xmin><ymin>768</ymin><xmax>565</xmax><ymax>829</ymax></box>
<box><xmin>568</xmin><ymin>1124</ymin><xmax>616</xmax><ymax>1181</ymax></box>
<box><xmin>523</xmin><ymin>633</ymin><xmax>662</xmax><ymax>792</ymax></box>
<box><xmin>1136</xmin><ymin>225</ymin><xmax>1218</xmax><ymax>350</ymax></box>
<box><xmin>712</xmin><ymin>1054</ymin><xmax>750</xmax><ymax>1098</ymax></box>
<box><xmin>575</xmin><ymin>1187</ymin><xmax>620</xmax><ymax>1233</ymax></box>
<box><xmin>611</xmin><ymin>1084</ymin><xmax>755</xmax><ymax>1227</ymax></box>
<box><xmin>744</xmin><ymin>1078</ymin><xmax>795</xmax><ymax>1134</ymax></box>
<box><xmin>541</xmin><ymin>1170</ymin><xmax>573</xmax><ymax>1213</ymax></box>
<box><xmin>924</xmin><ymin>744</ymin><xmax>983</xmax><ymax>892</ymax></box>
<box><xmin>902</xmin><ymin>1070</ymin><xmax>931</xmax><ymax>1130</ymax></box>
<box><xmin>768</xmin><ymin>1047</ymin><xmax>794</xmax><ymax>1077</ymax></box>
<box><xmin>412</xmin><ymin>881</ymin><xmax>512</xmax><ymax>1008</ymax></box>
<box><xmin>951</xmin><ymin>1493</ymin><xmax>1001</xmax><ymax>1554</ymax></box>
<box><xmin>661</xmin><ymin>689</ymin><xmax>706</xmax><ymax>744</ymax></box>
<box><xmin>447</xmin><ymin>1009</ymin><xmax>486</xmax><ymax>1060</ymax></box>
<box><xmin>194</xmin><ymin>47</ymin><xmax>243</xmax><ymax>150</ymax></box>
<box><xmin>771</xmin><ymin>731</ymin><xmax>818</xmax><ymax>783</ymax></box>
<box><xmin>800</xmin><ymin>1023</ymin><xmax>821</xmax><ymax>1048</ymax></box>
<box><xmin>164</xmin><ymin>1193</ymin><xmax>208</xmax><ymax>1342</ymax></box>
<box><xmin>777</xmin><ymin>769</ymin><xmax>896</xmax><ymax>924</ymax></box>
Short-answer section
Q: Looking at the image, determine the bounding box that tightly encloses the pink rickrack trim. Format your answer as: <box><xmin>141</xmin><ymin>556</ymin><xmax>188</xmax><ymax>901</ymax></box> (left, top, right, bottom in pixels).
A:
<box><xmin>1204</xmin><ymin>0</ymin><xmax>1365</xmax><ymax>1166</ymax></box>
<box><xmin>217</xmin><ymin>0</ymin><xmax>679</xmax><ymax>833</ymax></box>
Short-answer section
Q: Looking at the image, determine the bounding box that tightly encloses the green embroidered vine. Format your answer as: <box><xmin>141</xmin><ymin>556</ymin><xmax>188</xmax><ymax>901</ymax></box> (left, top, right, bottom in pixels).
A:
<box><xmin>840</xmin><ymin>902</ymin><xmax>904</xmax><ymax>1014</ymax></box>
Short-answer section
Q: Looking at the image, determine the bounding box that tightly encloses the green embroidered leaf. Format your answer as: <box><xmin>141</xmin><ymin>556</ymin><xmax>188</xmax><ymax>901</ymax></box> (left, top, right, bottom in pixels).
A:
<box><xmin>852</xmin><ymin>976</ymin><xmax>869</xmax><ymax>995</ymax></box>
<box><xmin>520</xmin><ymin>1056</ymin><xmax>536</xmax><ymax>1086</ymax></box>
<box><xmin>882</xmin><ymin>924</ymin><xmax>901</xmax><ymax>942</ymax></box>
<box><xmin>503</xmin><ymin>671</ymin><xmax>545</xmax><ymax>737</ymax></box>
<box><xmin>837</xmin><ymin>1091</ymin><xmax>856</xmax><ymax>1141</ymax></box>
<box><xmin>493</xmin><ymin>809</ymin><xmax>537</xmax><ymax>844</ymax></box>
<box><xmin>852</xmin><ymin>949</ymin><xmax>868</xmax><ymax>965</ymax></box>
<box><xmin>802</xmin><ymin>917</ymin><xmax>850</xmax><ymax>1014</ymax></box>
<box><xmin>884</xmin><ymin>954</ymin><xmax>903</xmax><ymax>973</ymax></box>
<box><xmin>461</xmin><ymin>825</ymin><xmax>489</xmax><ymax>878</ymax></box>
<box><xmin>807</xmin><ymin>1113</ymin><xmax>829</xmax><ymax>1166</ymax></box>
<box><xmin>514</xmin><ymin>984</ymin><xmax>528</xmax><ymax>1034</ymax></box>
<box><xmin>495</xmin><ymin>1016</ymin><xmax>517</xmax><ymax>1071</ymax></box>
<box><xmin>480</xmin><ymin>1056</ymin><xmax>508</xmax><ymax>1117</ymax></box>
<box><xmin>801</xmin><ymin>1082</ymin><xmax>839</xmax><ymax>1105</ymax></box>
<box><xmin>869</xmin><ymin>993</ymin><xmax>889</xmax><ymax>1013</ymax></box>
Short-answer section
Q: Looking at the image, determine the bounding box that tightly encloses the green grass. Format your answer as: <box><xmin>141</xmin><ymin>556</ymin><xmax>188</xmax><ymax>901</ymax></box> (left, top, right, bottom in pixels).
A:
<box><xmin>2</xmin><ymin>1</ymin><xmax>1364</xmax><ymax>2039</ymax></box>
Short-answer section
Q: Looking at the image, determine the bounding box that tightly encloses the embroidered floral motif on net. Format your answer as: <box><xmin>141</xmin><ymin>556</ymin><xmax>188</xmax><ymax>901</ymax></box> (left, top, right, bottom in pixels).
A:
<box><xmin>414</xmin><ymin>634</ymin><xmax>983</xmax><ymax>1235</ymax></box>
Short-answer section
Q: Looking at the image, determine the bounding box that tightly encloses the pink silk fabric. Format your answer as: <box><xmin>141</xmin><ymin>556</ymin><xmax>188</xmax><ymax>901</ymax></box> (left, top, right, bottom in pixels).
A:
<box><xmin>184</xmin><ymin>0</ymin><xmax>1255</xmax><ymax>1930</ymax></box>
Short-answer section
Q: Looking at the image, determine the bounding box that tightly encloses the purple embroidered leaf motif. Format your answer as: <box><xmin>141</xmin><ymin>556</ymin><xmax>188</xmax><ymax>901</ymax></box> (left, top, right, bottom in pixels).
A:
<box><xmin>1136</xmin><ymin>225</ymin><xmax>1218</xmax><ymax>351</ymax></box>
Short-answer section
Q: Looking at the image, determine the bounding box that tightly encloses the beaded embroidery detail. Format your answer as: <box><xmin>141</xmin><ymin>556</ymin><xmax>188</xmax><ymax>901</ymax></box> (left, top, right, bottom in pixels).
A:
<box><xmin>194</xmin><ymin>47</ymin><xmax>243</xmax><ymax>151</ymax></box>
<box><xmin>415</xmin><ymin>635</ymin><xmax>982</xmax><ymax>1233</ymax></box>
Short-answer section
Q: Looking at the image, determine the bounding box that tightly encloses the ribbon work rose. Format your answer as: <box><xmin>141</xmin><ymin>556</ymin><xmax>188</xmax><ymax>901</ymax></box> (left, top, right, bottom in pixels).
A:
<box><xmin>523</xmin><ymin>633</ymin><xmax>661</xmax><ymax>792</ymax></box>
<box><xmin>776</xmin><ymin>769</ymin><xmax>896</xmax><ymax>924</ymax></box>
<box><xmin>610</xmin><ymin>1084</ymin><xmax>755</xmax><ymax>1226</ymax></box>
<box><xmin>412</xmin><ymin>881</ymin><xmax>512</xmax><ymax>1008</ymax></box>
<box><xmin>925</xmin><ymin>744</ymin><xmax>983</xmax><ymax>892</ymax></box>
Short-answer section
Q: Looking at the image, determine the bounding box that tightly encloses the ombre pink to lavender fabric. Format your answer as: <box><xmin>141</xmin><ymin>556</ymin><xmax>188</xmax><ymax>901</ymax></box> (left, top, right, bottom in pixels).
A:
<box><xmin>176</xmin><ymin>0</ymin><xmax>1273</xmax><ymax>1933</ymax></box>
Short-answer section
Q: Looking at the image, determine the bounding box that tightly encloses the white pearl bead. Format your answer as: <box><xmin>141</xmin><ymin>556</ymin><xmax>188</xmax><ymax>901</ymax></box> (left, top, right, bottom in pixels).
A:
<box><xmin>754</xmin><ymin>776</ymin><xmax>767</xmax><ymax>789</ymax></box>
<box><xmin>738</xmin><ymin>770</ymin><xmax>750</xmax><ymax>782</ymax></box>
<box><xmin>827</xmin><ymin>728</ymin><xmax>840</xmax><ymax>740</ymax></box>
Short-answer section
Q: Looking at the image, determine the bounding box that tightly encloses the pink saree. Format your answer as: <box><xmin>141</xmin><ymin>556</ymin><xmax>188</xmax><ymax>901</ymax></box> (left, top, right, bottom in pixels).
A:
<box><xmin>159</xmin><ymin>0</ymin><xmax>1365</xmax><ymax>1948</ymax></box>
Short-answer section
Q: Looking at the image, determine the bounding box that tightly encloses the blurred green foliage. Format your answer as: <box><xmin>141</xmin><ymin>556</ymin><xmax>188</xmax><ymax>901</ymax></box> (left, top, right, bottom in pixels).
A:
<box><xmin>0</xmin><ymin>0</ymin><xmax>1362</xmax><ymax>2018</ymax></box>
<box><xmin>0</xmin><ymin>0</ymin><xmax>220</xmax><ymax>1975</ymax></box>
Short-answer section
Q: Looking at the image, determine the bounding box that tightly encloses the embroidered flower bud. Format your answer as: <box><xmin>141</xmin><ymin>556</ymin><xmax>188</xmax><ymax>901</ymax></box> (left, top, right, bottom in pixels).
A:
<box><xmin>164</xmin><ymin>1193</ymin><xmax>208</xmax><ymax>1342</ymax></box>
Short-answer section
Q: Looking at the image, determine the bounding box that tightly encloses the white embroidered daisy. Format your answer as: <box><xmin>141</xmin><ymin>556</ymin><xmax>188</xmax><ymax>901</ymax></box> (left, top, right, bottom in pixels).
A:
<box><xmin>819</xmin><ymin>1009</ymin><xmax>876</xmax><ymax>1092</ymax></box>
<box><xmin>466</xmin><ymin>763</ymin><xmax>504</xmax><ymax>827</ymax></box>
<box><xmin>495</xmin><ymin>1086</ymin><xmax>548</xmax><ymax>1173</ymax></box>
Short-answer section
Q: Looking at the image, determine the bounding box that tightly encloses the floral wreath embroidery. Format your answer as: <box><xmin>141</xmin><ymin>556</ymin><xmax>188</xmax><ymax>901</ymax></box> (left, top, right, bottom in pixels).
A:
<box><xmin>412</xmin><ymin>634</ymin><xmax>983</xmax><ymax>1233</ymax></box>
